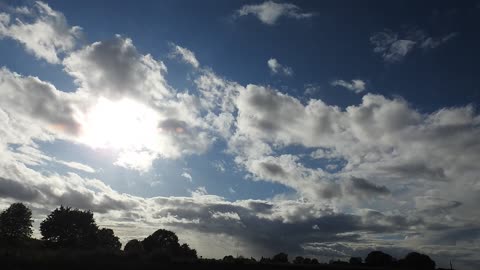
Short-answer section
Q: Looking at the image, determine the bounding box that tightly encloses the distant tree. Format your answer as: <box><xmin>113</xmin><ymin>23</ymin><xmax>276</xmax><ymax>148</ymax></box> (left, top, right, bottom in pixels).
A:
<box><xmin>272</xmin><ymin>252</ymin><xmax>289</xmax><ymax>263</ymax></box>
<box><xmin>40</xmin><ymin>206</ymin><xmax>98</xmax><ymax>248</ymax></box>
<box><xmin>0</xmin><ymin>203</ymin><xmax>33</xmax><ymax>243</ymax></box>
<box><xmin>293</xmin><ymin>256</ymin><xmax>304</xmax><ymax>264</ymax></box>
<box><xmin>349</xmin><ymin>256</ymin><xmax>362</xmax><ymax>265</ymax></box>
<box><xmin>223</xmin><ymin>255</ymin><xmax>235</xmax><ymax>263</ymax></box>
<box><xmin>399</xmin><ymin>252</ymin><xmax>436</xmax><ymax>270</ymax></box>
<box><xmin>330</xmin><ymin>259</ymin><xmax>349</xmax><ymax>265</ymax></box>
<box><xmin>303</xmin><ymin>258</ymin><xmax>312</xmax><ymax>264</ymax></box>
<box><xmin>142</xmin><ymin>229</ymin><xmax>180</xmax><ymax>253</ymax></box>
<box><xmin>365</xmin><ymin>251</ymin><xmax>394</xmax><ymax>267</ymax></box>
<box><xmin>124</xmin><ymin>239</ymin><xmax>144</xmax><ymax>255</ymax></box>
<box><xmin>97</xmin><ymin>228</ymin><xmax>121</xmax><ymax>250</ymax></box>
<box><xmin>311</xmin><ymin>258</ymin><xmax>319</xmax><ymax>264</ymax></box>
<box><xmin>260</xmin><ymin>256</ymin><xmax>272</xmax><ymax>264</ymax></box>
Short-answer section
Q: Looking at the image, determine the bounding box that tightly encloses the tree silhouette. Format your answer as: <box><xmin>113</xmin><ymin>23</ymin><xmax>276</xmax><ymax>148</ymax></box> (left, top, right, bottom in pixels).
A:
<box><xmin>97</xmin><ymin>228</ymin><xmax>121</xmax><ymax>250</ymax></box>
<box><xmin>349</xmin><ymin>256</ymin><xmax>362</xmax><ymax>265</ymax></box>
<box><xmin>180</xmin><ymin>243</ymin><xmax>197</xmax><ymax>258</ymax></box>
<box><xmin>272</xmin><ymin>252</ymin><xmax>288</xmax><ymax>263</ymax></box>
<box><xmin>293</xmin><ymin>256</ymin><xmax>304</xmax><ymax>264</ymax></box>
<box><xmin>399</xmin><ymin>252</ymin><xmax>436</xmax><ymax>270</ymax></box>
<box><xmin>124</xmin><ymin>239</ymin><xmax>144</xmax><ymax>255</ymax></box>
<box><xmin>40</xmin><ymin>206</ymin><xmax>98</xmax><ymax>248</ymax></box>
<box><xmin>142</xmin><ymin>229</ymin><xmax>180</xmax><ymax>253</ymax></box>
<box><xmin>0</xmin><ymin>203</ymin><xmax>33</xmax><ymax>243</ymax></box>
<box><xmin>365</xmin><ymin>250</ymin><xmax>394</xmax><ymax>267</ymax></box>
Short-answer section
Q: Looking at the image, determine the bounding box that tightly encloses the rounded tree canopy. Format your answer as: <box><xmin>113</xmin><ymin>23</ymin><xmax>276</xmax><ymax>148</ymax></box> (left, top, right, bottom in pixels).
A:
<box><xmin>124</xmin><ymin>239</ymin><xmax>144</xmax><ymax>254</ymax></box>
<box><xmin>97</xmin><ymin>228</ymin><xmax>121</xmax><ymax>250</ymax></box>
<box><xmin>142</xmin><ymin>229</ymin><xmax>180</xmax><ymax>252</ymax></box>
<box><xmin>0</xmin><ymin>203</ymin><xmax>33</xmax><ymax>242</ymax></box>
<box><xmin>40</xmin><ymin>206</ymin><xmax>98</xmax><ymax>248</ymax></box>
<box><xmin>365</xmin><ymin>251</ymin><xmax>394</xmax><ymax>266</ymax></box>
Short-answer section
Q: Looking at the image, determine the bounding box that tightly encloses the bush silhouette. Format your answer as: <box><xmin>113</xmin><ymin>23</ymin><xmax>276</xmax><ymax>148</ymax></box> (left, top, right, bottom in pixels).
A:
<box><xmin>40</xmin><ymin>206</ymin><xmax>98</xmax><ymax>248</ymax></box>
<box><xmin>0</xmin><ymin>203</ymin><xmax>33</xmax><ymax>244</ymax></box>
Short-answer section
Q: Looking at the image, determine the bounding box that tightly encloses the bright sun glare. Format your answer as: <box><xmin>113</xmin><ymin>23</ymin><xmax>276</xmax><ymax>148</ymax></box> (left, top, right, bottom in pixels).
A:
<box><xmin>81</xmin><ymin>98</ymin><xmax>159</xmax><ymax>150</ymax></box>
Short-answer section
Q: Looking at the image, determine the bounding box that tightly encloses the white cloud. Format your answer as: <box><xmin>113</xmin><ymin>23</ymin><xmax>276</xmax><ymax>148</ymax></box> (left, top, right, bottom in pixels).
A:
<box><xmin>0</xmin><ymin>1</ymin><xmax>81</xmax><ymax>63</ymax></box>
<box><xmin>236</xmin><ymin>1</ymin><xmax>314</xmax><ymax>25</ymax></box>
<box><xmin>331</xmin><ymin>79</ymin><xmax>366</xmax><ymax>93</ymax></box>
<box><xmin>170</xmin><ymin>43</ymin><xmax>200</xmax><ymax>68</ymax></box>
<box><xmin>267</xmin><ymin>58</ymin><xmax>293</xmax><ymax>76</ymax></box>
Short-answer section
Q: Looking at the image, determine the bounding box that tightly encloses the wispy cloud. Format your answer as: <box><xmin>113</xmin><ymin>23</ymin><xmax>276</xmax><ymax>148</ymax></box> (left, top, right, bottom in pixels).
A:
<box><xmin>370</xmin><ymin>28</ymin><xmax>458</xmax><ymax>62</ymax></box>
<box><xmin>0</xmin><ymin>1</ymin><xmax>81</xmax><ymax>63</ymax></box>
<box><xmin>235</xmin><ymin>1</ymin><xmax>314</xmax><ymax>25</ymax></box>
<box><xmin>169</xmin><ymin>43</ymin><xmax>200</xmax><ymax>68</ymax></box>
<box><xmin>331</xmin><ymin>79</ymin><xmax>366</xmax><ymax>94</ymax></box>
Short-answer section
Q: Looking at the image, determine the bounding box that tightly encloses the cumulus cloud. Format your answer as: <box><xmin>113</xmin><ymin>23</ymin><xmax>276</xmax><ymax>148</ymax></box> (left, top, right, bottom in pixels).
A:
<box><xmin>169</xmin><ymin>43</ymin><xmax>200</xmax><ymax>68</ymax></box>
<box><xmin>267</xmin><ymin>58</ymin><xmax>293</xmax><ymax>76</ymax></box>
<box><xmin>236</xmin><ymin>1</ymin><xmax>314</xmax><ymax>25</ymax></box>
<box><xmin>331</xmin><ymin>79</ymin><xmax>366</xmax><ymax>93</ymax></box>
<box><xmin>0</xmin><ymin>67</ymin><xmax>82</xmax><ymax>137</ymax></box>
<box><xmin>0</xmin><ymin>1</ymin><xmax>81</xmax><ymax>63</ymax></box>
<box><xmin>64</xmin><ymin>35</ymin><xmax>171</xmax><ymax>102</ymax></box>
<box><xmin>370</xmin><ymin>28</ymin><xmax>457</xmax><ymax>62</ymax></box>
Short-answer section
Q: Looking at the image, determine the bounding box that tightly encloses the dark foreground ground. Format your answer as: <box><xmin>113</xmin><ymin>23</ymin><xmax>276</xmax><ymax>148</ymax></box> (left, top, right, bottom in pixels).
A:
<box><xmin>0</xmin><ymin>249</ymin><xmax>447</xmax><ymax>270</ymax></box>
<box><xmin>1</xmin><ymin>256</ymin><xmax>443</xmax><ymax>270</ymax></box>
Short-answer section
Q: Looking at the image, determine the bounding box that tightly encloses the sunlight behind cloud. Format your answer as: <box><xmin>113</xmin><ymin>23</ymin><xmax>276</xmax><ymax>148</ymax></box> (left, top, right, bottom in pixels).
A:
<box><xmin>80</xmin><ymin>98</ymin><xmax>159</xmax><ymax>151</ymax></box>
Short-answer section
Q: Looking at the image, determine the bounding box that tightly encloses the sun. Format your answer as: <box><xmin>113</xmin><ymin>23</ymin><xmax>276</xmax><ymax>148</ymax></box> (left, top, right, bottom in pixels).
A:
<box><xmin>81</xmin><ymin>98</ymin><xmax>159</xmax><ymax>150</ymax></box>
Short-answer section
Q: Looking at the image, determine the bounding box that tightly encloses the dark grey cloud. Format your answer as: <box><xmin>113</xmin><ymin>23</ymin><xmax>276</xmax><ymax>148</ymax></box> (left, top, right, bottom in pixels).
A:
<box><xmin>0</xmin><ymin>177</ymin><xmax>41</xmax><ymax>201</ymax></box>
<box><xmin>260</xmin><ymin>162</ymin><xmax>287</xmax><ymax>177</ymax></box>
<box><xmin>0</xmin><ymin>68</ymin><xmax>81</xmax><ymax>135</ymax></box>
<box><xmin>348</xmin><ymin>177</ymin><xmax>390</xmax><ymax>196</ymax></box>
<box><xmin>415</xmin><ymin>196</ymin><xmax>463</xmax><ymax>216</ymax></box>
<box><xmin>0</xmin><ymin>175</ymin><xmax>135</xmax><ymax>214</ymax></box>
<box><xmin>380</xmin><ymin>163</ymin><xmax>447</xmax><ymax>181</ymax></box>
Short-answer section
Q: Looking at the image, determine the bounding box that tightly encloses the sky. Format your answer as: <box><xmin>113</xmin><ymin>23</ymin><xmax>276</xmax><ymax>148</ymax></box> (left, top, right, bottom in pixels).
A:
<box><xmin>0</xmin><ymin>0</ymin><xmax>479</xmax><ymax>268</ymax></box>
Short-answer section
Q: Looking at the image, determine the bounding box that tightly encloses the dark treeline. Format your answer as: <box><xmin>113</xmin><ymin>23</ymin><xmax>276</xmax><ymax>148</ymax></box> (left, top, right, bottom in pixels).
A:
<box><xmin>0</xmin><ymin>202</ymin><xmax>449</xmax><ymax>270</ymax></box>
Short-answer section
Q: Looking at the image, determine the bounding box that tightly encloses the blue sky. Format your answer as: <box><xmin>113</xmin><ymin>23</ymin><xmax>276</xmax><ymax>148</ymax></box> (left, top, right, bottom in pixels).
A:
<box><xmin>1</xmin><ymin>1</ymin><xmax>480</xmax><ymax>269</ymax></box>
